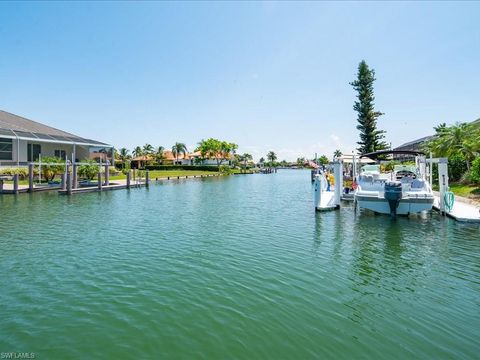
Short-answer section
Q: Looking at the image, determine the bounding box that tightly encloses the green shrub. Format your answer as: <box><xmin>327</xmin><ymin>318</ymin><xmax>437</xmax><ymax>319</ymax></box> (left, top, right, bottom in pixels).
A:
<box><xmin>36</xmin><ymin>156</ymin><xmax>65</xmax><ymax>182</ymax></box>
<box><xmin>78</xmin><ymin>160</ymin><xmax>99</xmax><ymax>180</ymax></box>
<box><xmin>469</xmin><ymin>157</ymin><xmax>480</xmax><ymax>184</ymax></box>
<box><xmin>145</xmin><ymin>165</ymin><xmax>219</xmax><ymax>172</ymax></box>
<box><xmin>448</xmin><ymin>154</ymin><xmax>468</xmax><ymax>182</ymax></box>
<box><xmin>0</xmin><ymin>167</ymin><xmax>29</xmax><ymax>180</ymax></box>
<box><xmin>219</xmin><ymin>165</ymin><xmax>232</xmax><ymax>175</ymax></box>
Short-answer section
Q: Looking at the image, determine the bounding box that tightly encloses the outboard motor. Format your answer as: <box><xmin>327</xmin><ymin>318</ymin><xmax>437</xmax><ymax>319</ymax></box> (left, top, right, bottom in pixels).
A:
<box><xmin>384</xmin><ymin>181</ymin><xmax>402</xmax><ymax>218</ymax></box>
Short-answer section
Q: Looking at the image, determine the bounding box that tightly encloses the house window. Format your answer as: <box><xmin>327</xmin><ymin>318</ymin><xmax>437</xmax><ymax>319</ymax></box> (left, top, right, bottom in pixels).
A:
<box><xmin>0</xmin><ymin>138</ymin><xmax>13</xmax><ymax>160</ymax></box>
<box><xmin>28</xmin><ymin>144</ymin><xmax>42</xmax><ymax>162</ymax></box>
<box><xmin>54</xmin><ymin>150</ymin><xmax>66</xmax><ymax>159</ymax></box>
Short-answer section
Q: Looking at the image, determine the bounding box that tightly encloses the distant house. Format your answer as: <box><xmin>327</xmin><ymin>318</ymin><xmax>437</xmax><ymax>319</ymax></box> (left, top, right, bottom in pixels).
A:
<box><xmin>131</xmin><ymin>150</ymin><xmax>236</xmax><ymax>168</ymax></box>
<box><xmin>0</xmin><ymin>110</ymin><xmax>113</xmax><ymax>166</ymax></box>
<box><xmin>162</xmin><ymin>150</ymin><xmax>192</xmax><ymax>165</ymax></box>
<box><xmin>130</xmin><ymin>155</ymin><xmax>155</xmax><ymax>169</ymax></box>
<box><xmin>189</xmin><ymin>151</ymin><xmax>233</xmax><ymax>166</ymax></box>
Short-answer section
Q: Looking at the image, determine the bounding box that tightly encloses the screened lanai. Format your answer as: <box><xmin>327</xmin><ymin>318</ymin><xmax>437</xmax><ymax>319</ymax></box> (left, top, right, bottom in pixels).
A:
<box><xmin>0</xmin><ymin>110</ymin><xmax>113</xmax><ymax>166</ymax></box>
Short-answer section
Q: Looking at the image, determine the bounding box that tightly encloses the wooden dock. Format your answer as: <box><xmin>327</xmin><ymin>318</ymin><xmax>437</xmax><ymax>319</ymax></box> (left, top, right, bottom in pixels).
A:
<box><xmin>0</xmin><ymin>172</ymin><xmax>227</xmax><ymax>196</ymax></box>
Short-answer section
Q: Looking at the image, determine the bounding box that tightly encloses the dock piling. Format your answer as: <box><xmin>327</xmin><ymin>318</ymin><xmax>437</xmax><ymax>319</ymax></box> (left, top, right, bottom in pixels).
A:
<box><xmin>145</xmin><ymin>170</ymin><xmax>149</xmax><ymax>188</ymax></box>
<box><xmin>98</xmin><ymin>172</ymin><xmax>102</xmax><ymax>191</ymax></box>
<box><xmin>66</xmin><ymin>164</ymin><xmax>72</xmax><ymax>195</ymax></box>
<box><xmin>72</xmin><ymin>163</ymin><xmax>78</xmax><ymax>189</ymax></box>
<box><xmin>61</xmin><ymin>173</ymin><xmax>66</xmax><ymax>191</ymax></box>
<box><xmin>13</xmin><ymin>174</ymin><xmax>19</xmax><ymax>195</ymax></box>
<box><xmin>126</xmin><ymin>171</ymin><xmax>131</xmax><ymax>189</ymax></box>
<box><xmin>28</xmin><ymin>163</ymin><xmax>34</xmax><ymax>192</ymax></box>
<box><xmin>438</xmin><ymin>158</ymin><xmax>449</xmax><ymax>215</ymax></box>
<box><xmin>105</xmin><ymin>164</ymin><xmax>110</xmax><ymax>186</ymax></box>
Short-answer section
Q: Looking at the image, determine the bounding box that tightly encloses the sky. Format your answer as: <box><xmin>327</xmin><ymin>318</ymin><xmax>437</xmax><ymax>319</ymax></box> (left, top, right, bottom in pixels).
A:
<box><xmin>0</xmin><ymin>1</ymin><xmax>479</xmax><ymax>161</ymax></box>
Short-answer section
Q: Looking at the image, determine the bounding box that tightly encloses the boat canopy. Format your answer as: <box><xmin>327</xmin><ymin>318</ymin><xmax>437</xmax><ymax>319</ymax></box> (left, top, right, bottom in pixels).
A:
<box><xmin>360</xmin><ymin>150</ymin><xmax>425</xmax><ymax>159</ymax></box>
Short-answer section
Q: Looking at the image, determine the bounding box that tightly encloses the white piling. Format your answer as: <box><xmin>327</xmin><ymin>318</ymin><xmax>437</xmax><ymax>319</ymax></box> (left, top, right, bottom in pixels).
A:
<box><xmin>333</xmin><ymin>161</ymin><xmax>343</xmax><ymax>206</ymax></box>
<box><xmin>418</xmin><ymin>156</ymin><xmax>426</xmax><ymax>180</ymax></box>
<box><xmin>429</xmin><ymin>152</ymin><xmax>433</xmax><ymax>189</ymax></box>
<box><xmin>438</xmin><ymin>158</ymin><xmax>449</xmax><ymax>214</ymax></box>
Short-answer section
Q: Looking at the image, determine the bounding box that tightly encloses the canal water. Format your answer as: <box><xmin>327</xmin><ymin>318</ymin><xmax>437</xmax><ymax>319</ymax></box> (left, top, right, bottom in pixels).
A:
<box><xmin>0</xmin><ymin>170</ymin><xmax>479</xmax><ymax>359</ymax></box>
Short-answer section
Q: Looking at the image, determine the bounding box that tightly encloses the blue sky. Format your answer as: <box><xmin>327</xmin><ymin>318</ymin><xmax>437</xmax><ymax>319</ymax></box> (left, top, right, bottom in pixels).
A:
<box><xmin>0</xmin><ymin>1</ymin><xmax>479</xmax><ymax>161</ymax></box>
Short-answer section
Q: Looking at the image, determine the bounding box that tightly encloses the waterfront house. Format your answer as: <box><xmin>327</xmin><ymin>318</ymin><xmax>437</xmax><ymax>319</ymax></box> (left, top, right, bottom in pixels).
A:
<box><xmin>131</xmin><ymin>155</ymin><xmax>155</xmax><ymax>169</ymax></box>
<box><xmin>189</xmin><ymin>151</ymin><xmax>233</xmax><ymax>166</ymax></box>
<box><xmin>162</xmin><ymin>150</ymin><xmax>192</xmax><ymax>165</ymax></box>
<box><xmin>0</xmin><ymin>110</ymin><xmax>114</xmax><ymax>166</ymax></box>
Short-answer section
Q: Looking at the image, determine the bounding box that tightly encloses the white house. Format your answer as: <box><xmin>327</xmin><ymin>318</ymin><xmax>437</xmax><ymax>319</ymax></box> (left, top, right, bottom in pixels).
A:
<box><xmin>0</xmin><ymin>110</ymin><xmax>113</xmax><ymax>166</ymax></box>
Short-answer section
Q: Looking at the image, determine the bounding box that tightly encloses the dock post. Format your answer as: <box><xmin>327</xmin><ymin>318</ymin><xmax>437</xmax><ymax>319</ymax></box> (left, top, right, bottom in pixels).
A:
<box><xmin>66</xmin><ymin>164</ymin><xmax>72</xmax><ymax>195</ymax></box>
<box><xmin>98</xmin><ymin>171</ymin><xmax>103</xmax><ymax>191</ymax></box>
<box><xmin>105</xmin><ymin>164</ymin><xmax>110</xmax><ymax>186</ymax></box>
<box><xmin>418</xmin><ymin>156</ymin><xmax>426</xmax><ymax>181</ymax></box>
<box><xmin>145</xmin><ymin>170</ymin><xmax>149</xmax><ymax>188</ymax></box>
<box><xmin>133</xmin><ymin>169</ymin><xmax>136</xmax><ymax>182</ymax></box>
<box><xmin>126</xmin><ymin>171</ymin><xmax>131</xmax><ymax>189</ymax></box>
<box><xmin>28</xmin><ymin>163</ymin><xmax>34</xmax><ymax>192</ymax></box>
<box><xmin>61</xmin><ymin>173</ymin><xmax>66</xmax><ymax>190</ymax></box>
<box><xmin>72</xmin><ymin>163</ymin><xmax>78</xmax><ymax>189</ymax></box>
<box><xmin>438</xmin><ymin>158</ymin><xmax>449</xmax><ymax>215</ymax></box>
<box><xmin>13</xmin><ymin>174</ymin><xmax>19</xmax><ymax>195</ymax></box>
<box><xmin>314</xmin><ymin>174</ymin><xmax>322</xmax><ymax>210</ymax></box>
<box><xmin>333</xmin><ymin>161</ymin><xmax>343</xmax><ymax>206</ymax></box>
<box><xmin>429</xmin><ymin>152</ymin><xmax>433</xmax><ymax>189</ymax></box>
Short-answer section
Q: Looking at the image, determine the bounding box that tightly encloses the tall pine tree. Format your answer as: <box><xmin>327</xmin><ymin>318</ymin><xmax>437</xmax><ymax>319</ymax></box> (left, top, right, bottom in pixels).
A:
<box><xmin>350</xmin><ymin>60</ymin><xmax>388</xmax><ymax>155</ymax></box>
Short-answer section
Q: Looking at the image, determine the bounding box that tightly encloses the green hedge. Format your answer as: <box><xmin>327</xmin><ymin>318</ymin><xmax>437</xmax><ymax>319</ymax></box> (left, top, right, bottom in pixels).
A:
<box><xmin>144</xmin><ymin>165</ymin><xmax>220</xmax><ymax>172</ymax></box>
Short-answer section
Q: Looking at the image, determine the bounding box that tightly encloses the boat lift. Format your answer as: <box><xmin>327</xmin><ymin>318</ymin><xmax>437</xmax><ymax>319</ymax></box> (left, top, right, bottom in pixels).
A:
<box><xmin>313</xmin><ymin>161</ymin><xmax>343</xmax><ymax>211</ymax></box>
<box><xmin>313</xmin><ymin>152</ymin><xmax>479</xmax><ymax>222</ymax></box>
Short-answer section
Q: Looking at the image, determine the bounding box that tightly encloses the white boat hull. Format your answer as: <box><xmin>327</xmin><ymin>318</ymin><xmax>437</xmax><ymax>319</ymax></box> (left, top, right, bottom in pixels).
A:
<box><xmin>355</xmin><ymin>194</ymin><xmax>434</xmax><ymax>215</ymax></box>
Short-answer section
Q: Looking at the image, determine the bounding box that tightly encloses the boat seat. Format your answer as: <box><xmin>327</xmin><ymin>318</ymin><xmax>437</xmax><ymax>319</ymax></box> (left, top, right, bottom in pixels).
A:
<box><xmin>362</xmin><ymin>175</ymin><xmax>374</xmax><ymax>183</ymax></box>
<box><xmin>411</xmin><ymin>179</ymin><xmax>425</xmax><ymax>189</ymax></box>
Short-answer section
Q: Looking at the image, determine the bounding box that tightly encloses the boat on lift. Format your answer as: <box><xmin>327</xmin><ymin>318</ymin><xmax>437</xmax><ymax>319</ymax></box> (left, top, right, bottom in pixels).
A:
<box><xmin>354</xmin><ymin>150</ymin><xmax>435</xmax><ymax>217</ymax></box>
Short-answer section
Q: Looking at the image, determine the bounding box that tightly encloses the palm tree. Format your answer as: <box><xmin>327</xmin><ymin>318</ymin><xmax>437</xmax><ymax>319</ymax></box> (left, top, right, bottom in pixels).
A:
<box><xmin>240</xmin><ymin>153</ymin><xmax>252</xmax><ymax>173</ymax></box>
<box><xmin>428</xmin><ymin>122</ymin><xmax>480</xmax><ymax>170</ymax></box>
<box><xmin>143</xmin><ymin>143</ymin><xmax>154</xmax><ymax>155</ymax></box>
<box><xmin>172</xmin><ymin>142</ymin><xmax>188</xmax><ymax>164</ymax></box>
<box><xmin>297</xmin><ymin>157</ymin><xmax>306</xmax><ymax>166</ymax></box>
<box><xmin>155</xmin><ymin>146</ymin><xmax>165</xmax><ymax>164</ymax></box>
<box><xmin>133</xmin><ymin>146</ymin><xmax>143</xmax><ymax>157</ymax></box>
<box><xmin>267</xmin><ymin>151</ymin><xmax>277</xmax><ymax>167</ymax></box>
<box><xmin>333</xmin><ymin>149</ymin><xmax>343</xmax><ymax>160</ymax></box>
<box><xmin>118</xmin><ymin>147</ymin><xmax>130</xmax><ymax>169</ymax></box>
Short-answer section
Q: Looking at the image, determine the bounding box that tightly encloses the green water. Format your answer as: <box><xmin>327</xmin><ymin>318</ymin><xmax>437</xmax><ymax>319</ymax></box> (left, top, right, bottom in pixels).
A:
<box><xmin>0</xmin><ymin>170</ymin><xmax>479</xmax><ymax>359</ymax></box>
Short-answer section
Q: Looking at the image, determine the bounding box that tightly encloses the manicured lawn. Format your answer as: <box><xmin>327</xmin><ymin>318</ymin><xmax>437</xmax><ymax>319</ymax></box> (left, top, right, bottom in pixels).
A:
<box><xmin>110</xmin><ymin>170</ymin><xmax>221</xmax><ymax>180</ymax></box>
<box><xmin>447</xmin><ymin>183</ymin><xmax>480</xmax><ymax>200</ymax></box>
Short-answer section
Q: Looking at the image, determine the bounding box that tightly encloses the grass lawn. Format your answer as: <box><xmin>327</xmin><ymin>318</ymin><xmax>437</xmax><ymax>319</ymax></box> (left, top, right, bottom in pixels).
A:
<box><xmin>110</xmin><ymin>169</ymin><xmax>221</xmax><ymax>180</ymax></box>
<box><xmin>447</xmin><ymin>183</ymin><xmax>480</xmax><ymax>200</ymax></box>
